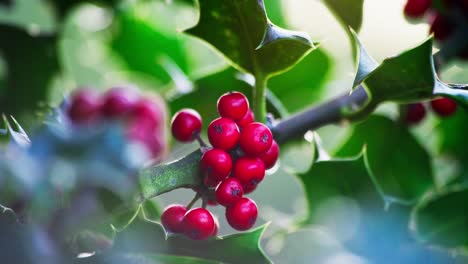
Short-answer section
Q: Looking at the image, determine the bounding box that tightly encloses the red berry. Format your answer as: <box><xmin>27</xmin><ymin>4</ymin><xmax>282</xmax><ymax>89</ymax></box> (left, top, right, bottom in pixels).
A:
<box><xmin>404</xmin><ymin>0</ymin><xmax>432</xmax><ymax>18</ymax></box>
<box><xmin>430</xmin><ymin>97</ymin><xmax>457</xmax><ymax>117</ymax></box>
<box><xmin>182</xmin><ymin>208</ymin><xmax>216</xmax><ymax>240</ymax></box>
<box><xmin>233</xmin><ymin>157</ymin><xmax>265</xmax><ymax>192</ymax></box>
<box><xmin>200</xmin><ymin>149</ymin><xmax>232</xmax><ymax>183</ymax></box>
<box><xmin>171</xmin><ymin>109</ymin><xmax>202</xmax><ymax>142</ymax></box>
<box><xmin>217</xmin><ymin>92</ymin><xmax>249</xmax><ymax>121</ymax></box>
<box><xmin>242</xmin><ymin>184</ymin><xmax>257</xmax><ymax>194</ymax></box>
<box><xmin>126</xmin><ymin>120</ymin><xmax>164</xmax><ymax>158</ymax></box>
<box><xmin>237</xmin><ymin>109</ymin><xmax>255</xmax><ymax>128</ymax></box>
<box><xmin>239</xmin><ymin>122</ymin><xmax>273</xmax><ymax>156</ymax></box>
<box><xmin>430</xmin><ymin>14</ymin><xmax>454</xmax><ymax>41</ymax></box>
<box><xmin>68</xmin><ymin>89</ymin><xmax>101</xmax><ymax>123</ymax></box>
<box><xmin>101</xmin><ymin>87</ymin><xmax>137</xmax><ymax>118</ymax></box>
<box><xmin>207</xmin><ymin>117</ymin><xmax>240</xmax><ymax>150</ymax></box>
<box><xmin>161</xmin><ymin>204</ymin><xmax>187</xmax><ymax>233</ymax></box>
<box><xmin>207</xmin><ymin>198</ymin><xmax>218</xmax><ymax>206</ymax></box>
<box><xmin>132</xmin><ymin>98</ymin><xmax>163</xmax><ymax>128</ymax></box>
<box><xmin>260</xmin><ymin>140</ymin><xmax>279</xmax><ymax>170</ymax></box>
<box><xmin>226</xmin><ymin>198</ymin><xmax>258</xmax><ymax>231</ymax></box>
<box><xmin>405</xmin><ymin>103</ymin><xmax>426</xmax><ymax>124</ymax></box>
<box><xmin>215</xmin><ymin>178</ymin><xmax>244</xmax><ymax>207</ymax></box>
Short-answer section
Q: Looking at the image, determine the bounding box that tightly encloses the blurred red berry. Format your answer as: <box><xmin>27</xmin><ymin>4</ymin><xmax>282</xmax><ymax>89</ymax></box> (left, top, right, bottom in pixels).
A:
<box><xmin>161</xmin><ymin>204</ymin><xmax>187</xmax><ymax>233</ymax></box>
<box><xmin>430</xmin><ymin>97</ymin><xmax>457</xmax><ymax>116</ymax></box>
<box><xmin>404</xmin><ymin>0</ymin><xmax>432</xmax><ymax>18</ymax></box>
<box><xmin>101</xmin><ymin>87</ymin><xmax>137</xmax><ymax>118</ymax></box>
<box><xmin>430</xmin><ymin>14</ymin><xmax>454</xmax><ymax>41</ymax></box>
<box><xmin>405</xmin><ymin>103</ymin><xmax>426</xmax><ymax>124</ymax></box>
<box><xmin>68</xmin><ymin>89</ymin><xmax>101</xmax><ymax>123</ymax></box>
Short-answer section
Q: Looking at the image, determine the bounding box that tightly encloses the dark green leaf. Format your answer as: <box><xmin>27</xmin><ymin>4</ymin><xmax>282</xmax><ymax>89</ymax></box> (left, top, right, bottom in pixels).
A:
<box><xmin>138</xmin><ymin>150</ymin><xmax>202</xmax><ymax>199</ymax></box>
<box><xmin>324</xmin><ymin>0</ymin><xmax>364</xmax><ymax>32</ymax></box>
<box><xmin>0</xmin><ymin>24</ymin><xmax>59</xmax><ymax>125</ymax></box>
<box><xmin>352</xmin><ymin>36</ymin><xmax>468</xmax><ymax>113</ymax></box>
<box><xmin>411</xmin><ymin>184</ymin><xmax>468</xmax><ymax>251</ymax></box>
<box><xmin>335</xmin><ymin>115</ymin><xmax>433</xmax><ymax>203</ymax></box>
<box><xmin>186</xmin><ymin>0</ymin><xmax>313</xmax><ymax>77</ymax></box>
<box><xmin>110</xmin><ymin>218</ymin><xmax>271</xmax><ymax>263</ymax></box>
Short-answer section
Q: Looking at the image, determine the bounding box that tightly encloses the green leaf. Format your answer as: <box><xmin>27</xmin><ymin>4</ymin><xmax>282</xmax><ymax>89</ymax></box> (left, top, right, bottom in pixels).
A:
<box><xmin>411</xmin><ymin>184</ymin><xmax>468</xmax><ymax>252</ymax></box>
<box><xmin>186</xmin><ymin>0</ymin><xmax>314</xmax><ymax>77</ymax></box>
<box><xmin>1</xmin><ymin>114</ymin><xmax>30</xmax><ymax>147</ymax></box>
<box><xmin>296</xmin><ymin>152</ymin><xmax>419</xmax><ymax>260</ymax></box>
<box><xmin>48</xmin><ymin>0</ymin><xmax>119</xmax><ymax>20</ymax></box>
<box><xmin>352</xmin><ymin>36</ymin><xmax>468</xmax><ymax>113</ymax></box>
<box><xmin>0</xmin><ymin>24</ymin><xmax>59</xmax><ymax>125</ymax></box>
<box><xmin>110</xmin><ymin>10</ymin><xmax>189</xmax><ymax>86</ymax></box>
<box><xmin>351</xmin><ymin>30</ymin><xmax>378</xmax><ymax>86</ymax></box>
<box><xmin>324</xmin><ymin>0</ymin><xmax>364</xmax><ymax>32</ymax></box>
<box><xmin>109</xmin><ymin>218</ymin><xmax>271</xmax><ymax>263</ymax></box>
<box><xmin>141</xmin><ymin>199</ymin><xmax>162</xmax><ymax>221</ymax></box>
<box><xmin>138</xmin><ymin>150</ymin><xmax>202</xmax><ymax>199</ymax></box>
<box><xmin>335</xmin><ymin>115</ymin><xmax>433</xmax><ymax>203</ymax></box>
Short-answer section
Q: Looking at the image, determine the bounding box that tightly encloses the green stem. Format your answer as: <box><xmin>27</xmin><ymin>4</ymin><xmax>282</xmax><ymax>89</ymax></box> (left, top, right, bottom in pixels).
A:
<box><xmin>253</xmin><ymin>73</ymin><xmax>268</xmax><ymax>123</ymax></box>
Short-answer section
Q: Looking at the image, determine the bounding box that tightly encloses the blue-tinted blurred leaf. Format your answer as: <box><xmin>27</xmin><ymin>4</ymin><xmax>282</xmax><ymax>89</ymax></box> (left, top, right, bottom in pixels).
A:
<box><xmin>1</xmin><ymin>114</ymin><xmax>30</xmax><ymax>147</ymax></box>
<box><xmin>75</xmin><ymin>253</ymin><xmax>220</xmax><ymax>264</ymax></box>
<box><xmin>335</xmin><ymin>115</ymin><xmax>433</xmax><ymax>203</ymax></box>
<box><xmin>411</xmin><ymin>184</ymin><xmax>468</xmax><ymax>251</ymax></box>
<box><xmin>186</xmin><ymin>0</ymin><xmax>314</xmax><ymax>77</ymax></box>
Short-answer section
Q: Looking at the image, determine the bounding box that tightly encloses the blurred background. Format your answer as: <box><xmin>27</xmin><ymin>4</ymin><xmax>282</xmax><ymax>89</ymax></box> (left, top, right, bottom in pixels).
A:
<box><xmin>1</xmin><ymin>0</ymin><xmax>467</xmax><ymax>263</ymax></box>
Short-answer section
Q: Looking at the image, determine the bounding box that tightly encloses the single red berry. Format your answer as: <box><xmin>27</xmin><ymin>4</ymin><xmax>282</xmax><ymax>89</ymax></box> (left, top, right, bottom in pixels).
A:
<box><xmin>239</xmin><ymin>122</ymin><xmax>273</xmax><ymax>156</ymax></box>
<box><xmin>260</xmin><ymin>140</ymin><xmax>279</xmax><ymax>170</ymax></box>
<box><xmin>101</xmin><ymin>87</ymin><xmax>137</xmax><ymax>118</ymax></box>
<box><xmin>132</xmin><ymin>98</ymin><xmax>163</xmax><ymax>128</ymax></box>
<box><xmin>237</xmin><ymin>109</ymin><xmax>255</xmax><ymax>128</ymax></box>
<box><xmin>405</xmin><ymin>103</ymin><xmax>426</xmax><ymax>124</ymax></box>
<box><xmin>204</xmin><ymin>176</ymin><xmax>222</xmax><ymax>188</ymax></box>
<box><xmin>171</xmin><ymin>109</ymin><xmax>202</xmax><ymax>142</ymax></box>
<box><xmin>215</xmin><ymin>178</ymin><xmax>244</xmax><ymax>207</ymax></box>
<box><xmin>207</xmin><ymin>117</ymin><xmax>240</xmax><ymax>150</ymax></box>
<box><xmin>430</xmin><ymin>14</ymin><xmax>454</xmax><ymax>41</ymax></box>
<box><xmin>233</xmin><ymin>157</ymin><xmax>265</xmax><ymax>192</ymax></box>
<box><xmin>182</xmin><ymin>208</ymin><xmax>216</xmax><ymax>240</ymax></box>
<box><xmin>161</xmin><ymin>204</ymin><xmax>187</xmax><ymax>233</ymax></box>
<box><xmin>200</xmin><ymin>149</ymin><xmax>232</xmax><ymax>184</ymax></box>
<box><xmin>226</xmin><ymin>198</ymin><xmax>258</xmax><ymax>231</ymax></box>
<box><xmin>68</xmin><ymin>89</ymin><xmax>101</xmax><ymax>123</ymax></box>
<box><xmin>404</xmin><ymin>0</ymin><xmax>432</xmax><ymax>18</ymax></box>
<box><xmin>217</xmin><ymin>92</ymin><xmax>249</xmax><ymax>121</ymax></box>
<box><xmin>430</xmin><ymin>97</ymin><xmax>457</xmax><ymax>117</ymax></box>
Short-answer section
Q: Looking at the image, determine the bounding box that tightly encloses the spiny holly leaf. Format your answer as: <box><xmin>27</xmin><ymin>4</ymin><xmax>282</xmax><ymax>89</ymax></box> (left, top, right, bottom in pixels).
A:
<box><xmin>138</xmin><ymin>150</ymin><xmax>202</xmax><ymax>199</ymax></box>
<box><xmin>106</xmin><ymin>218</ymin><xmax>271</xmax><ymax>263</ymax></box>
<box><xmin>352</xmin><ymin>36</ymin><xmax>468</xmax><ymax>113</ymax></box>
<box><xmin>324</xmin><ymin>0</ymin><xmax>364</xmax><ymax>32</ymax></box>
<box><xmin>335</xmin><ymin>115</ymin><xmax>433</xmax><ymax>204</ymax></box>
<box><xmin>0</xmin><ymin>24</ymin><xmax>59</xmax><ymax>124</ymax></box>
<box><xmin>296</xmin><ymin>151</ymin><xmax>421</xmax><ymax>261</ymax></box>
<box><xmin>186</xmin><ymin>0</ymin><xmax>314</xmax><ymax>77</ymax></box>
<box><xmin>1</xmin><ymin>114</ymin><xmax>30</xmax><ymax>147</ymax></box>
<box><xmin>297</xmin><ymin>152</ymin><xmax>383</xmax><ymax>225</ymax></box>
<box><xmin>411</xmin><ymin>184</ymin><xmax>468</xmax><ymax>252</ymax></box>
<box><xmin>352</xmin><ymin>30</ymin><xmax>378</xmax><ymax>86</ymax></box>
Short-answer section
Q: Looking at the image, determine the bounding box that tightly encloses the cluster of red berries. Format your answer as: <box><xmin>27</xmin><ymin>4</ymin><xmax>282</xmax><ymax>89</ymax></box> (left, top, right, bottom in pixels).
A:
<box><xmin>404</xmin><ymin>0</ymin><xmax>468</xmax><ymax>59</ymax></box>
<box><xmin>67</xmin><ymin>87</ymin><xmax>166</xmax><ymax>159</ymax></box>
<box><xmin>405</xmin><ymin>97</ymin><xmax>458</xmax><ymax>124</ymax></box>
<box><xmin>161</xmin><ymin>91</ymin><xmax>279</xmax><ymax>240</ymax></box>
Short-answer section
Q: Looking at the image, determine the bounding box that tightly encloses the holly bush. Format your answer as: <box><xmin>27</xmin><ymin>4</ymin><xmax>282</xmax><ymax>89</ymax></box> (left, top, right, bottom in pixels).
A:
<box><xmin>0</xmin><ymin>0</ymin><xmax>468</xmax><ymax>263</ymax></box>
